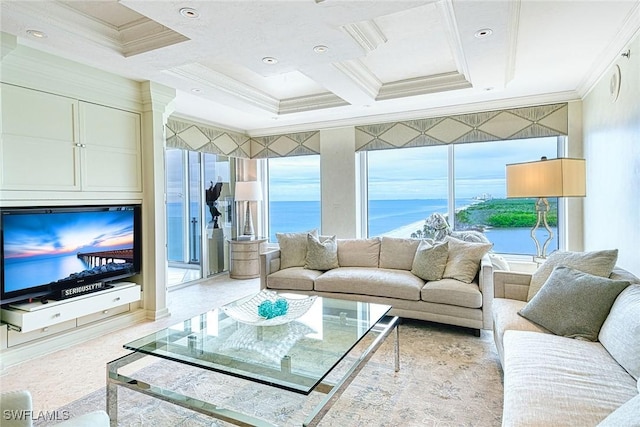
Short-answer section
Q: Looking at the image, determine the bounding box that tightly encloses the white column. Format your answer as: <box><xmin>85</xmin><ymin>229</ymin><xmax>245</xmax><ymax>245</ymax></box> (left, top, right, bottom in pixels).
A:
<box><xmin>320</xmin><ymin>127</ymin><xmax>359</xmax><ymax>238</ymax></box>
<box><xmin>140</xmin><ymin>81</ymin><xmax>175</xmax><ymax>320</ymax></box>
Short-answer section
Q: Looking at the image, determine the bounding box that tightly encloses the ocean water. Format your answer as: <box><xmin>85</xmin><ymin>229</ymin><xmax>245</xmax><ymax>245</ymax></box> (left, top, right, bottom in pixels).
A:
<box><xmin>167</xmin><ymin>199</ymin><xmax>558</xmax><ymax>257</ymax></box>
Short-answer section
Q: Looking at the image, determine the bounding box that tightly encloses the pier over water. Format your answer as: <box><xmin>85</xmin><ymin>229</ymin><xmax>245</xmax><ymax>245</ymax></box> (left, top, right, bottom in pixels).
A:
<box><xmin>77</xmin><ymin>249</ymin><xmax>134</xmax><ymax>267</ymax></box>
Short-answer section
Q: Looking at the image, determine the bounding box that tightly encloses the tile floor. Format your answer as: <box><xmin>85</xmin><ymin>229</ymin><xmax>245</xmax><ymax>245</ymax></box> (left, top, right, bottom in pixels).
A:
<box><xmin>0</xmin><ymin>274</ymin><xmax>260</xmax><ymax>412</ymax></box>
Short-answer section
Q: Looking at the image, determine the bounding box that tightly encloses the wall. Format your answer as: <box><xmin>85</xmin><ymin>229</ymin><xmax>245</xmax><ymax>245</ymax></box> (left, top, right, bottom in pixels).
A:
<box><xmin>582</xmin><ymin>32</ymin><xmax>640</xmax><ymax>276</ymax></box>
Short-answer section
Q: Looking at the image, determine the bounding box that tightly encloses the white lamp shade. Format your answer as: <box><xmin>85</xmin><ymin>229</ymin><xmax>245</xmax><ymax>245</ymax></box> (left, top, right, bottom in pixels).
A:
<box><xmin>235</xmin><ymin>181</ymin><xmax>263</xmax><ymax>201</ymax></box>
<box><xmin>506</xmin><ymin>158</ymin><xmax>586</xmax><ymax>198</ymax></box>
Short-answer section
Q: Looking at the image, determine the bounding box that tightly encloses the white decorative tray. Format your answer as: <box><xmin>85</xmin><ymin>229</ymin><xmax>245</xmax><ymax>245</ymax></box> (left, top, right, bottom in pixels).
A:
<box><xmin>221</xmin><ymin>290</ymin><xmax>317</xmax><ymax>326</ymax></box>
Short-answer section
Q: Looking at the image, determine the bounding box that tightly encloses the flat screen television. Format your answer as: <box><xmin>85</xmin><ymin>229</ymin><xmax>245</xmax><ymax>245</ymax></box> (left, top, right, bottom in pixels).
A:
<box><xmin>0</xmin><ymin>204</ymin><xmax>142</xmax><ymax>305</ymax></box>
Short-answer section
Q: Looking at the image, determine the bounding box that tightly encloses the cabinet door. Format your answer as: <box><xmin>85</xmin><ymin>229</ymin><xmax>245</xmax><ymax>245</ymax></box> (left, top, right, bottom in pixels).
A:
<box><xmin>78</xmin><ymin>102</ymin><xmax>142</xmax><ymax>192</ymax></box>
<box><xmin>0</xmin><ymin>84</ymin><xmax>80</xmax><ymax>190</ymax></box>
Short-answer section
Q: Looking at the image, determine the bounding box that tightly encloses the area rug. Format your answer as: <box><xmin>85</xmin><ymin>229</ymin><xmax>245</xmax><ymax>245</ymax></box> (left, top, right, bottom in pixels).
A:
<box><xmin>38</xmin><ymin>320</ymin><xmax>503</xmax><ymax>426</ymax></box>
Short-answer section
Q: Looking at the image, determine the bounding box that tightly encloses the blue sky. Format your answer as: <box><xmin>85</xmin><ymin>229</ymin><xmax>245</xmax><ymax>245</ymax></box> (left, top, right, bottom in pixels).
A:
<box><xmin>269</xmin><ymin>137</ymin><xmax>558</xmax><ymax>201</ymax></box>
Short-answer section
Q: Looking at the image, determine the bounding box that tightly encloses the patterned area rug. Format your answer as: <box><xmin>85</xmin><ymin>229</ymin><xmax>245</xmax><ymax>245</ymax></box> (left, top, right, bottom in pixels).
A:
<box><xmin>39</xmin><ymin>320</ymin><xmax>504</xmax><ymax>426</ymax></box>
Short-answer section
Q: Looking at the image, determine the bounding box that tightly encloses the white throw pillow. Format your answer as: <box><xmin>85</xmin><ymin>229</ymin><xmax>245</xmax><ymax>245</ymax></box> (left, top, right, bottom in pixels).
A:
<box><xmin>410</xmin><ymin>240</ymin><xmax>448</xmax><ymax>281</ymax></box>
<box><xmin>277</xmin><ymin>229</ymin><xmax>317</xmax><ymax>269</ymax></box>
<box><xmin>442</xmin><ymin>237</ymin><xmax>492</xmax><ymax>284</ymax></box>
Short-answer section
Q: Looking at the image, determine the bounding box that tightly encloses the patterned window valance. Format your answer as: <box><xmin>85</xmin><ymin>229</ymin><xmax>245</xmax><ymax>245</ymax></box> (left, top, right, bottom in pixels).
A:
<box><xmin>166</xmin><ymin>118</ymin><xmax>320</xmax><ymax>159</ymax></box>
<box><xmin>166</xmin><ymin>119</ymin><xmax>251</xmax><ymax>158</ymax></box>
<box><xmin>355</xmin><ymin>103</ymin><xmax>568</xmax><ymax>152</ymax></box>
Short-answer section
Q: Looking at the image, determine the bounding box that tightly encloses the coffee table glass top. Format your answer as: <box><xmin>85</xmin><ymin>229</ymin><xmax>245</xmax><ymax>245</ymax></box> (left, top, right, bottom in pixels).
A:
<box><xmin>124</xmin><ymin>293</ymin><xmax>391</xmax><ymax>394</ymax></box>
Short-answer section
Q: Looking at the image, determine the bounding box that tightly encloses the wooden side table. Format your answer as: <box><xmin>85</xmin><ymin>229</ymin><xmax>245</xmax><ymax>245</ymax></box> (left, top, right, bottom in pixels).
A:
<box><xmin>228</xmin><ymin>238</ymin><xmax>266</xmax><ymax>279</ymax></box>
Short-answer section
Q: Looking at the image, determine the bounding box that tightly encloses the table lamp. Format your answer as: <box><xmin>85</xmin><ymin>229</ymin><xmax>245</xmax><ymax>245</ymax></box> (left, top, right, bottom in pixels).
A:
<box><xmin>235</xmin><ymin>181</ymin><xmax>263</xmax><ymax>238</ymax></box>
<box><xmin>506</xmin><ymin>157</ymin><xmax>586</xmax><ymax>258</ymax></box>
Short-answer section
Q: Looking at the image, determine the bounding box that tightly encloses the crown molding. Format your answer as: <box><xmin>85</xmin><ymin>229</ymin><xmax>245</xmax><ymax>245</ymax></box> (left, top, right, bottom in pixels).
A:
<box><xmin>377</xmin><ymin>72</ymin><xmax>472</xmax><ymax>101</ymax></box>
<box><xmin>247</xmin><ymin>90</ymin><xmax>580</xmax><ymax>137</ymax></box>
<box><xmin>333</xmin><ymin>59</ymin><xmax>382</xmax><ymax>100</ymax></box>
<box><xmin>577</xmin><ymin>3</ymin><xmax>640</xmax><ymax>98</ymax></box>
<box><xmin>437</xmin><ymin>0</ymin><xmax>470</xmax><ymax>79</ymax></box>
<box><xmin>341</xmin><ymin>20</ymin><xmax>388</xmax><ymax>53</ymax></box>
<box><xmin>505</xmin><ymin>0</ymin><xmax>521</xmax><ymax>84</ymax></box>
<box><xmin>165</xmin><ymin>63</ymin><xmax>280</xmax><ymax>114</ymax></box>
<box><xmin>121</xmin><ymin>19</ymin><xmax>189</xmax><ymax>57</ymax></box>
<box><xmin>279</xmin><ymin>92</ymin><xmax>349</xmax><ymax>114</ymax></box>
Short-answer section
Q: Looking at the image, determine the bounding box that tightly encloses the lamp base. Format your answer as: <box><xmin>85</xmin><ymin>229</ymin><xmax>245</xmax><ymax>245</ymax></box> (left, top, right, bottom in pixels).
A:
<box><xmin>531</xmin><ymin>197</ymin><xmax>554</xmax><ymax>259</ymax></box>
<box><xmin>243</xmin><ymin>201</ymin><xmax>255</xmax><ymax>237</ymax></box>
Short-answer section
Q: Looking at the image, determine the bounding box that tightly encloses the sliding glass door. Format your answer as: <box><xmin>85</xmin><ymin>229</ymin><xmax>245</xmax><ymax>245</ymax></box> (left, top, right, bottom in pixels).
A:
<box><xmin>166</xmin><ymin>149</ymin><xmax>232</xmax><ymax>287</ymax></box>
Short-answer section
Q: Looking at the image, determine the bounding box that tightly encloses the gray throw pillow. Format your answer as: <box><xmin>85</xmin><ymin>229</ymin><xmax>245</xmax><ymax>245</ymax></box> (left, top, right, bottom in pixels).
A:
<box><xmin>528</xmin><ymin>249</ymin><xmax>618</xmax><ymax>301</ymax></box>
<box><xmin>519</xmin><ymin>266</ymin><xmax>630</xmax><ymax>341</ymax></box>
<box><xmin>411</xmin><ymin>240</ymin><xmax>448</xmax><ymax>281</ymax></box>
<box><xmin>305</xmin><ymin>233</ymin><xmax>339</xmax><ymax>271</ymax></box>
<box><xmin>442</xmin><ymin>237</ymin><xmax>492</xmax><ymax>283</ymax></box>
<box><xmin>277</xmin><ymin>229</ymin><xmax>318</xmax><ymax>269</ymax></box>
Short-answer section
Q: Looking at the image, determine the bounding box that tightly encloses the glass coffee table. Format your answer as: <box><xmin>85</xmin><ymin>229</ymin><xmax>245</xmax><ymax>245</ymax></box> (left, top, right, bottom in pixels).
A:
<box><xmin>106</xmin><ymin>293</ymin><xmax>400</xmax><ymax>426</ymax></box>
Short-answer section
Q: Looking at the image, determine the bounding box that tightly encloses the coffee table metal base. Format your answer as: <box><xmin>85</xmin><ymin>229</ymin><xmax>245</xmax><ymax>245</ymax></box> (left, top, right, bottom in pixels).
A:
<box><xmin>106</xmin><ymin>316</ymin><xmax>400</xmax><ymax>427</ymax></box>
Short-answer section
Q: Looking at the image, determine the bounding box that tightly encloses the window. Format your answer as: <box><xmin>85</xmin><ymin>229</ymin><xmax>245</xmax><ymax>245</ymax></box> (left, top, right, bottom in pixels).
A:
<box><xmin>267</xmin><ymin>155</ymin><xmax>321</xmax><ymax>242</ymax></box>
<box><xmin>366</xmin><ymin>137</ymin><xmax>560</xmax><ymax>255</ymax></box>
<box><xmin>453</xmin><ymin>138</ymin><xmax>559</xmax><ymax>255</ymax></box>
<box><xmin>367</xmin><ymin>146</ymin><xmax>448</xmax><ymax>237</ymax></box>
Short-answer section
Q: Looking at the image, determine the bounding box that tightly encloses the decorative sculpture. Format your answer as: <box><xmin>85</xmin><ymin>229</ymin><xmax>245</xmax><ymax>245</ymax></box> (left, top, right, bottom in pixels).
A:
<box><xmin>416</xmin><ymin>212</ymin><xmax>490</xmax><ymax>243</ymax></box>
<box><xmin>205</xmin><ymin>180</ymin><xmax>223</xmax><ymax>228</ymax></box>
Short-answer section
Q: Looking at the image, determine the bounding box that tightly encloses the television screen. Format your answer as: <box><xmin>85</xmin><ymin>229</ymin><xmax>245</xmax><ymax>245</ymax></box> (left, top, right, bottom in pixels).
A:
<box><xmin>1</xmin><ymin>205</ymin><xmax>141</xmax><ymax>305</ymax></box>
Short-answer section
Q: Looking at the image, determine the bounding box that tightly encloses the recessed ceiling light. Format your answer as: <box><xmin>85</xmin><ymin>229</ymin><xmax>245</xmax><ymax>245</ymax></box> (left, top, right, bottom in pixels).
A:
<box><xmin>26</xmin><ymin>29</ymin><xmax>47</xmax><ymax>39</ymax></box>
<box><xmin>313</xmin><ymin>45</ymin><xmax>328</xmax><ymax>53</ymax></box>
<box><xmin>474</xmin><ymin>28</ymin><xmax>493</xmax><ymax>38</ymax></box>
<box><xmin>262</xmin><ymin>57</ymin><xmax>278</xmax><ymax>65</ymax></box>
<box><xmin>191</xmin><ymin>88</ymin><xmax>202</xmax><ymax>94</ymax></box>
<box><xmin>179</xmin><ymin>7</ymin><xmax>200</xmax><ymax>18</ymax></box>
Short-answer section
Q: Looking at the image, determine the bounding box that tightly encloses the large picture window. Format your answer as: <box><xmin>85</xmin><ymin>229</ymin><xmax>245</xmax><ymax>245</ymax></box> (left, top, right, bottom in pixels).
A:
<box><xmin>366</xmin><ymin>137</ymin><xmax>560</xmax><ymax>255</ymax></box>
<box><xmin>267</xmin><ymin>155</ymin><xmax>321</xmax><ymax>242</ymax></box>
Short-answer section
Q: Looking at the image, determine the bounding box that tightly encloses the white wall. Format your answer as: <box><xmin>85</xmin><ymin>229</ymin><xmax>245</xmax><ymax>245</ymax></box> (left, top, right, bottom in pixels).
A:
<box><xmin>582</xmin><ymin>33</ymin><xmax>640</xmax><ymax>276</ymax></box>
<box><xmin>320</xmin><ymin>128</ymin><xmax>360</xmax><ymax>238</ymax></box>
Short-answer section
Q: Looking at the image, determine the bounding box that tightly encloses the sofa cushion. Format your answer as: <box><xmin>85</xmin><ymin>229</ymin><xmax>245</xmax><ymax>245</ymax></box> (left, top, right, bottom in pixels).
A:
<box><xmin>314</xmin><ymin>267</ymin><xmax>422</xmax><ymax>301</ymax></box>
<box><xmin>421</xmin><ymin>278</ymin><xmax>482</xmax><ymax>309</ymax></box>
<box><xmin>518</xmin><ymin>266</ymin><xmax>630</xmax><ymax>341</ymax></box>
<box><xmin>599</xmin><ymin>284</ymin><xmax>640</xmax><ymax>380</ymax></box>
<box><xmin>337</xmin><ymin>238</ymin><xmax>380</xmax><ymax>267</ymax></box>
<box><xmin>502</xmin><ymin>330</ymin><xmax>638</xmax><ymax>427</ymax></box>
<box><xmin>492</xmin><ymin>298</ymin><xmax>551</xmax><ymax>366</ymax></box>
<box><xmin>442</xmin><ymin>237</ymin><xmax>492</xmax><ymax>284</ymax></box>
<box><xmin>379</xmin><ymin>237</ymin><xmax>420</xmax><ymax>270</ymax></box>
<box><xmin>411</xmin><ymin>240</ymin><xmax>448</xmax><ymax>281</ymax></box>
<box><xmin>597</xmin><ymin>394</ymin><xmax>640</xmax><ymax>427</ymax></box>
<box><xmin>305</xmin><ymin>233</ymin><xmax>339</xmax><ymax>271</ymax></box>
<box><xmin>266</xmin><ymin>267</ymin><xmax>322</xmax><ymax>291</ymax></box>
<box><xmin>277</xmin><ymin>229</ymin><xmax>318</xmax><ymax>269</ymax></box>
<box><xmin>528</xmin><ymin>249</ymin><xmax>618</xmax><ymax>301</ymax></box>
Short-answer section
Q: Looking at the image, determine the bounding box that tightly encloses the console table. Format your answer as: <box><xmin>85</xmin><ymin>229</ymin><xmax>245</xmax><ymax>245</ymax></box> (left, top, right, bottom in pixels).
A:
<box><xmin>228</xmin><ymin>238</ymin><xmax>266</xmax><ymax>279</ymax></box>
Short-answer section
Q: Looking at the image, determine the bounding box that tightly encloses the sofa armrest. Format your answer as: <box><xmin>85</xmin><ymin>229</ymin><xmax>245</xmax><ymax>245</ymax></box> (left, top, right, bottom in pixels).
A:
<box><xmin>479</xmin><ymin>253</ymin><xmax>494</xmax><ymax>330</ymax></box>
<box><xmin>493</xmin><ymin>270</ymin><xmax>532</xmax><ymax>301</ymax></box>
<box><xmin>260</xmin><ymin>249</ymin><xmax>281</xmax><ymax>290</ymax></box>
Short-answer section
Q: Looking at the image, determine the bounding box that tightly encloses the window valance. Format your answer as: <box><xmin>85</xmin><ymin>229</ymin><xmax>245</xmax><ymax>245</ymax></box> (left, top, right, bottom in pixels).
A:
<box><xmin>355</xmin><ymin>103</ymin><xmax>568</xmax><ymax>152</ymax></box>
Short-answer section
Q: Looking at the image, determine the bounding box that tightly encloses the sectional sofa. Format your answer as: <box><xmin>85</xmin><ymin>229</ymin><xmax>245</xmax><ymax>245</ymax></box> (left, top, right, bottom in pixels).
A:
<box><xmin>492</xmin><ymin>251</ymin><xmax>640</xmax><ymax>426</ymax></box>
<box><xmin>260</xmin><ymin>233</ymin><xmax>495</xmax><ymax>334</ymax></box>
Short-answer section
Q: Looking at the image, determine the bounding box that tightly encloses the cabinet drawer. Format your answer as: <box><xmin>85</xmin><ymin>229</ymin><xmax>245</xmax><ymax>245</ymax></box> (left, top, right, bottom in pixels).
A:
<box><xmin>8</xmin><ymin>319</ymin><xmax>76</xmax><ymax>347</ymax></box>
<box><xmin>77</xmin><ymin>303</ymin><xmax>130</xmax><ymax>326</ymax></box>
<box><xmin>1</xmin><ymin>283</ymin><xmax>141</xmax><ymax>333</ymax></box>
<box><xmin>232</xmin><ymin>251</ymin><xmax>258</xmax><ymax>261</ymax></box>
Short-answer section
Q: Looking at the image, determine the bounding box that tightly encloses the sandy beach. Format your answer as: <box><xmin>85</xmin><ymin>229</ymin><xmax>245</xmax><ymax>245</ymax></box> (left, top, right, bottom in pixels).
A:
<box><xmin>382</xmin><ymin>219</ymin><xmax>426</xmax><ymax>238</ymax></box>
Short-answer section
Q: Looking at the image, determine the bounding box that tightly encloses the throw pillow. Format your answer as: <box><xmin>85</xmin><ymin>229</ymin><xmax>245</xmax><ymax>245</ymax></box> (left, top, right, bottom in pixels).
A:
<box><xmin>379</xmin><ymin>237</ymin><xmax>420</xmax><ymax>270</ymax></box>
<box><xmin>518</xmin><ymin>266</ymin><xmax>630</xmax><ymax>341</ymax></box>
<box><xmin>442</xmin><ymin>237</ymin><xmax>492</xmax><ymax>283</ymax></box>
<box><xmin>305</xmin><ymin>233</ymin><xmax>339</xmax><ymax>271</ymax></box>
<box><xmin>277</xmin><ymin>229</ymin><xmax>317</xmax><ymax>269</ymax></box>
<box><xmin>528</xmin><ymin>249</ymin><xmax>618</xmax><ymax>301</ymax></box>
<box><xmin>410</xmin><ymin>240</ymin><xmax>449</xmax><ymax>281</ymax></box>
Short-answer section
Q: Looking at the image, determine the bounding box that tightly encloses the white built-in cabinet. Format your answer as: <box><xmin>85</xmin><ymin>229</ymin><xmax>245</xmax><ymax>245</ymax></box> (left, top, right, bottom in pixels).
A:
<box><xmin>0</xmin><ymin>83</ymin><xmax>142</xmax><ymax>193</ymax></box>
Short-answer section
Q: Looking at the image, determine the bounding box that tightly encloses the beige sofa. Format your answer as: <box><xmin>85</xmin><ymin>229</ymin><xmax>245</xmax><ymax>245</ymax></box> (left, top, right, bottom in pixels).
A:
<box><xmin>493</xmin><ymin>266</ymin><xmax>640</xmax><ymax>426</ymax></box>
<box><xmin>260</xmin><ymin>236</ymin><xmax>494</xmax><ymax>334</ymax></box>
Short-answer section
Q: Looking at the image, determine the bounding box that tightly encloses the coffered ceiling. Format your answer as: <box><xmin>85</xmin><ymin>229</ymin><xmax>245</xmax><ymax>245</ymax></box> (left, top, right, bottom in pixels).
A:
<box><xmin>1</xmin><ymin>1</ymin><xmax>639</xmax><ymax>134</ymax></box>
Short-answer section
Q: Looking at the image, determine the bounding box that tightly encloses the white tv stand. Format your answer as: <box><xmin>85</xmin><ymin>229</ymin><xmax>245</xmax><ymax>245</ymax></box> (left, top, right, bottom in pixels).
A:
<box><xmin>0</xmin><ymin>282</ymin><xmax>143</xmax><ymax>369</ymax></box>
